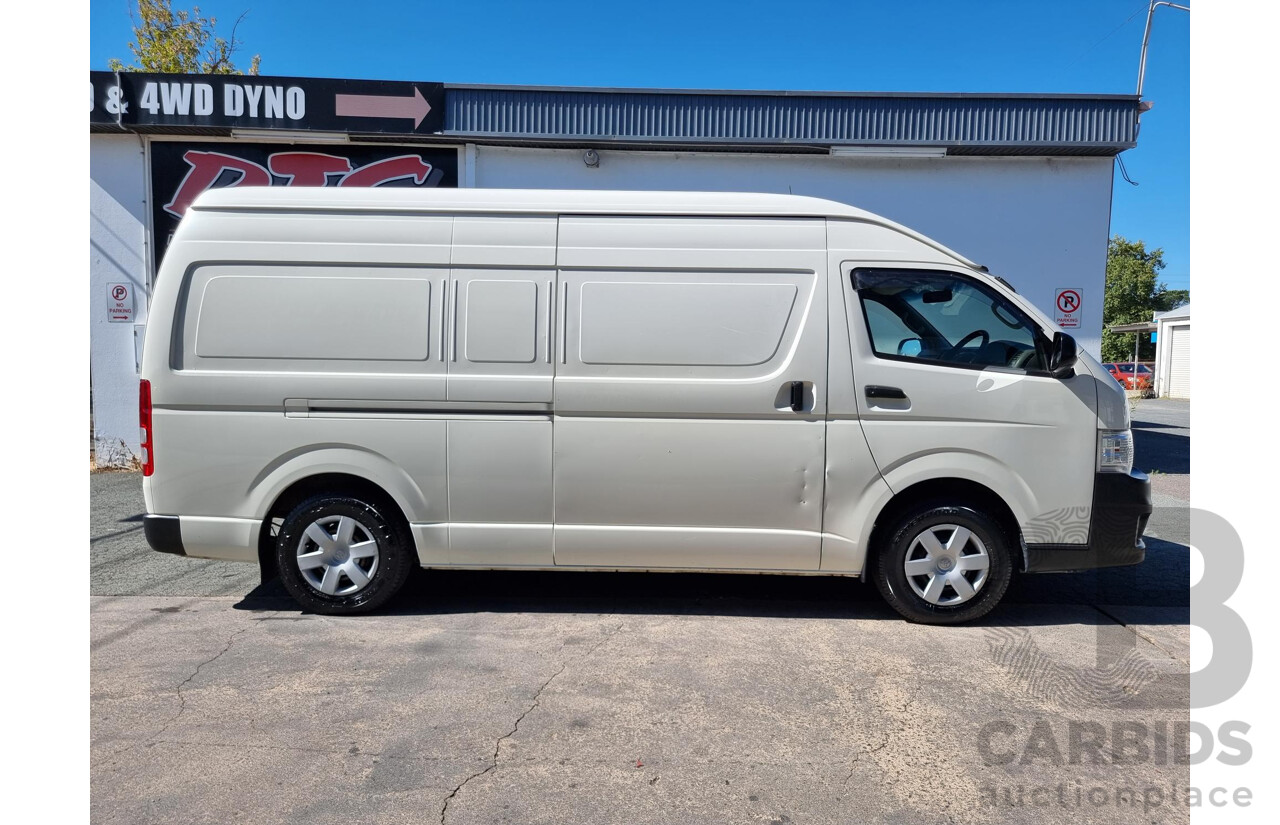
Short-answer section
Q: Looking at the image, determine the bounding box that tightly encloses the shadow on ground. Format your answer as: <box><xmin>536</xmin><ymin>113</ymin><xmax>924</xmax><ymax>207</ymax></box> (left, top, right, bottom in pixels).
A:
<box><xmin>1133</xmin><ymin>426</ymin><xmax>1190</xmax><ymax>474</ymax></box>
<box><xmin>233</xmin><ymin>536</ymin><xmax>1189</xmax><ymax>626</ymax></box>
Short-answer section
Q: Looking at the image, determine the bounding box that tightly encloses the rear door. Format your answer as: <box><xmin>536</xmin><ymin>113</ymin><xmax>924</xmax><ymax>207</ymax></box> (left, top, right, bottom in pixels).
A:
<box><xmin>552</xmin><ymin>215</ymin><xmax>828</xmax><ymax>570</ymax></box>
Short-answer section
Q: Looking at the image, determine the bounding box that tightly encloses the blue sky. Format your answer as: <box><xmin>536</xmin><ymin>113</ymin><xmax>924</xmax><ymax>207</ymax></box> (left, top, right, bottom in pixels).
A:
<box><xmin>89</xmin><ymin>0</ymin><xmax>1190</xmax><ymax>290</ymax></box>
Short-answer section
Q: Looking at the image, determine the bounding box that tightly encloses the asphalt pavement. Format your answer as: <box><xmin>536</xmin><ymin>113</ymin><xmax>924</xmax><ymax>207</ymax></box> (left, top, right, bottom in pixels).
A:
<box><xmin>91</xmin><ymin>399</ymin><xmax>1191</xmax><ymax>825</ymax></box>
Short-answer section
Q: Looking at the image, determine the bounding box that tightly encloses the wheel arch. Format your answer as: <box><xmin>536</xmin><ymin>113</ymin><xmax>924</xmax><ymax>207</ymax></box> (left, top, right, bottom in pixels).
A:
<box><xmin>255</xmin><ymin>470</ymin><xmax>415</xmax><ymax>582</ymax></box>
<box><xmin>863</xmin><ymin>477</ymin><xmax>1024</xmax><ymax>579</ymax></box>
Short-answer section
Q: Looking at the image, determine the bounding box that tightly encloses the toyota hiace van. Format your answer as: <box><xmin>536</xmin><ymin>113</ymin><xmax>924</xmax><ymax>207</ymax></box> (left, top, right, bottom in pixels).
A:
<box><xmin>141</xmin><ymin>188</ymin><xmax>1150</xmax><ymax>624</ymax></box>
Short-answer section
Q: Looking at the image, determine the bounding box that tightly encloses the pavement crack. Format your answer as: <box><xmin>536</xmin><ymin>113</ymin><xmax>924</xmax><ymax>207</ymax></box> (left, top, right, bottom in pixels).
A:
<box><xmin>842</xmin><ymin>736</ymin><xmax>890</xmax><ymax>783</ymax></box>
<box><xmin>156</xmin><ymin>617</ymin><xmax>272</xmax><ymax>739</ymax></box>
<box><xmin>439</xmin><ymin>620</ymin><xmax>624</xmax><ymax>824</ymax></box>
<box><xmin>97</xmin><ymin>615</ymin><xmax>276</xmax><ymax>775</ymax></box>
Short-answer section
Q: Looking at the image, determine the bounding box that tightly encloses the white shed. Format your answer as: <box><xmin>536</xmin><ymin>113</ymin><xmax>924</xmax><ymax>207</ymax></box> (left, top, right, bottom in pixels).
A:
<box><xmin>1154</xmin><ymin>303</ymin><xmax>1191</xmax><ymax>399</ymax></box>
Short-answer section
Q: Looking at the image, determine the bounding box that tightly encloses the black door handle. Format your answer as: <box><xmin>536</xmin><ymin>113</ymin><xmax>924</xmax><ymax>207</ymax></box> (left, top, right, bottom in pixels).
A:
<box><xmin>790</xmin><ymin>381</ymin><xmax>805</xmax><ymax>412</ymax></box>
<box><xmin>865</xmin><ymin>385</ymin><xmax>907</xmax><ymax>400</ymax></box>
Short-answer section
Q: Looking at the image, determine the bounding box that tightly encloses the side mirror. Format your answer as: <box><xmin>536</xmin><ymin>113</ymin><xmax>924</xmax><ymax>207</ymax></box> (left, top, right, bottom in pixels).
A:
<box><xmin>897</xmin><ymin>338</ymin><xmax>923</xmax><ymax>358</ymax></box>
<box><xmin>1048</xmin><ymin>332</ymin><xmax>1078</xmax><ymax>378</ymax></box>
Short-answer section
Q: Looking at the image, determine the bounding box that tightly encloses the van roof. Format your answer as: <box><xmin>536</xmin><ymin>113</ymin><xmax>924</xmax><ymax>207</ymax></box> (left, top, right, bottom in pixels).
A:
<box><xmin>190</xmin><ymin>187</ymin><xmax>979</xmax><ymax>268</ymax></box>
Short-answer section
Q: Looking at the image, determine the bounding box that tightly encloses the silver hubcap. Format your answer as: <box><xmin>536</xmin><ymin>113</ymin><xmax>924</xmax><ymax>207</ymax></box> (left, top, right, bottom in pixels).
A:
<box><xmin>296</xmin><ymin>516</ymin><xmax>380</xmax><ymax>596</ymax></box>
<box><xmin>903</xmin><ymin>523</ymin><xmax>991</xmax><ymax>606</ymax></box>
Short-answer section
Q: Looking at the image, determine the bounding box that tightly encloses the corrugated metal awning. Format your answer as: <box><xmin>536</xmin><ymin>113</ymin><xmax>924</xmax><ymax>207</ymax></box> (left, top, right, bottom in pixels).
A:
<box><xmin>445</xmin><ymin>86</ymin><xmax>1139</xmax><ymax>156</ymax></box>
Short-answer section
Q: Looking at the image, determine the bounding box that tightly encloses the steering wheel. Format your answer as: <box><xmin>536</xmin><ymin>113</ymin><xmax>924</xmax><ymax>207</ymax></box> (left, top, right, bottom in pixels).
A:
<box><xmin>1009</xmin><ymin>346</ymin><xmax>1039</xmax><ymax>370</ymax></box>
<box><xmin>948</xmin><ymin>329</ymin><xmax>989</xmax><ymax>355</ymax></box>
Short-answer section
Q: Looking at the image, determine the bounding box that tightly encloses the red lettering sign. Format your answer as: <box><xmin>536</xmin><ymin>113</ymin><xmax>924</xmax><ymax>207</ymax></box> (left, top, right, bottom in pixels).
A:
<box><xmin>163</xmin><ymin>150</ymin><xmax>437</xmax><ymax>219</ymax></box>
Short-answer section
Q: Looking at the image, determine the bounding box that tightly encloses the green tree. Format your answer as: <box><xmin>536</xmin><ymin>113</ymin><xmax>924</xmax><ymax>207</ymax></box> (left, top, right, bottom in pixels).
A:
<box><xmin>108</xmin><ymin>0</ymin><xmax>261</xmax><ymax>75</ymax></box>
<box><xmin>1101</xmin><ymin>235</ymin><xmax>1185</xmax><ymax>362</ymax></box>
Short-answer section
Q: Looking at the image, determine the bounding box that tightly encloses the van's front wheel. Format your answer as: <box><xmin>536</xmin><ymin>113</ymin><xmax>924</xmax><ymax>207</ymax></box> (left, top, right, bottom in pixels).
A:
<box><xmin>275</xmin><ymin>495</ymin><xmax>414</xmax><ymax>615</ymax></box>
<box><xmin>873</xmin><ymin>504</ymin><xmax>1013</xmax><ymax>625</ymax></box>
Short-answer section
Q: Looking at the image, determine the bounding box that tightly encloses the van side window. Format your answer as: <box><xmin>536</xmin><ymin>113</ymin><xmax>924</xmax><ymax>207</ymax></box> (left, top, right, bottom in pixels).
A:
<box><xmin>854</xmin><ymin>269</ymin><xmax>1046</xmax><ymax>371</ymax></box>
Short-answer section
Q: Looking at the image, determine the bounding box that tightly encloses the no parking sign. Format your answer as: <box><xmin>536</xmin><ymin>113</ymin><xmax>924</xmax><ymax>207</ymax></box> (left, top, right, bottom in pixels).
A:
<box><xmin>1054</xmin><ymin>287</ymin><xmax>1082</xmax><ymax>328</ymax></box>
<box><xmin>107</xmin><ymin>282</ymin><xmax>134</xmax><ymax>323</ymax></box>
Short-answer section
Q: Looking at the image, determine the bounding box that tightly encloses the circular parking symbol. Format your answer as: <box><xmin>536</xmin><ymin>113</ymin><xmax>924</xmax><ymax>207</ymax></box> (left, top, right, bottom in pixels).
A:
<box><xmin>1056</xmin><ymin>289</ymin><xmax>1080</xmax><ymax>314</ymax></box>
<box><xmin>112</xmin><ymin>285</ymin><xmax>128</xmax><ymax>301</ymax></box>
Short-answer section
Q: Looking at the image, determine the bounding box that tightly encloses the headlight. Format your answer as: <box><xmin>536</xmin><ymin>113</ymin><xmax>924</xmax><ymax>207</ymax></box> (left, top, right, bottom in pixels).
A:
<box><xmin>1098</xmin><ymin>429</ymin><xmax>1134</xmax><ymax>474</ymax></box>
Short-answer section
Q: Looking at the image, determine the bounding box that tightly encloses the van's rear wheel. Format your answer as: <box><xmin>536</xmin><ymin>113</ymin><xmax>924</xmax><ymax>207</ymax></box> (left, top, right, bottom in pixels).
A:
<box><xmin>275</xmin><ymin>495</ymin><xmax>414</xmax><ymax>615</ymax></box>
<box><xmin>873</xmin><ymin>503</ymin><xmax>1013</xmax><ymax>625</ymax></box>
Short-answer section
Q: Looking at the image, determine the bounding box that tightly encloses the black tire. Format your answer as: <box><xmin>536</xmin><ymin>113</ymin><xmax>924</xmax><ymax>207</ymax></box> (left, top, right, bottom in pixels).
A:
<box><xmin>275</xmin><ymin>494</ymin><xmax>414</xmax><ymax>615</ymax></box>
<box><xmin>873</xmin><ymin>502</ymin><xmax>1013</xmax><ymax>625</ymax></box>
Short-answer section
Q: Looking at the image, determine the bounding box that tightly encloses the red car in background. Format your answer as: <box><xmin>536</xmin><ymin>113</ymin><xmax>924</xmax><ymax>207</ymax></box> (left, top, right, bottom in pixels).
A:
<box><xmin>1103</xmin><ymin>362</ymin><xmax>1154</xmax><ymax>390</ymax></box>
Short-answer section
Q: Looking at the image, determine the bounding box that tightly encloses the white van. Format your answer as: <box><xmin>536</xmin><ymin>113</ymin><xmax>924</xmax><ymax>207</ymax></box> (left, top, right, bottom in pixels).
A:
<box><xmin>140</xmin><ymin>188</ymin><xmax>1150</xmax><ymax>624</ymax></box>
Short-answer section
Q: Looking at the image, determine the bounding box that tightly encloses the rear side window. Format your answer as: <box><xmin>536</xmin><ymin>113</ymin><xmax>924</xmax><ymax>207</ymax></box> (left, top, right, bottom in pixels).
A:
<box><xmin>854</xmin><ymin>269</ymin><xmax>1046</xmax><ymax>372</ymax></box>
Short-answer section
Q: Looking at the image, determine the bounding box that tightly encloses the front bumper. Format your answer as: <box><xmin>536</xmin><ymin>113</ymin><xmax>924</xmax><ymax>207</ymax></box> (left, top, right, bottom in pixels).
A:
<box><xmin>1023</xmin><ymin>470</ymin><xmax>1152</xmax><ymax>573</ymax></box>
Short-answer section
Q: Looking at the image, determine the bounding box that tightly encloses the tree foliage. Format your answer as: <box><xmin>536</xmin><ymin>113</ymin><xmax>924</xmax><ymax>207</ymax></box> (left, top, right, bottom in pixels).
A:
<box><xmin>1102</xmin><ymin>235</ymin><xmax>1186</xmax><ymax>362</ymax></box>
<box><xmin>108</xmin><ymin>0</ymin><xmax>261</xmax><ymax>75</ymax></box>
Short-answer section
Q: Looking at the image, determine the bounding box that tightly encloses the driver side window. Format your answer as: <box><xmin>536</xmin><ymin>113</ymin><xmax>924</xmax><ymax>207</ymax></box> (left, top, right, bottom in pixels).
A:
<box><xmin>854</xmin><ymin>268</ymin><xmax>1045</xmax><ymax>371</ymax></box>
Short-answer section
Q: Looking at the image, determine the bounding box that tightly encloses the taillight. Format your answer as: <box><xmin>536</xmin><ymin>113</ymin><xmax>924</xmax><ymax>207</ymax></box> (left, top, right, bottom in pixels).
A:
<box><xmin>139</xmin><ymin>379</ymin><xmax>154</xmax><ymax>477</ymax></box>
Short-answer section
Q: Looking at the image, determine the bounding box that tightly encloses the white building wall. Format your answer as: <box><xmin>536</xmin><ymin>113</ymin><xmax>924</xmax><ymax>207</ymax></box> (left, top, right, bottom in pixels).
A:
<box><xmin>474</xmin><ymin>147</ymin><xmax>1114</xmax><ymax>357</ymax></box>
<box><xmin>91</xmin><ymin>135</ymin><xmax>149</xmax><ymax>467</ymax></box>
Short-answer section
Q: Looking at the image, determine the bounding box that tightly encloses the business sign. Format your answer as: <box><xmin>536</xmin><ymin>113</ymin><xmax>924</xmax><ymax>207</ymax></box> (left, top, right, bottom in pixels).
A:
<box><xmin>149</xmin><ymin>142</ymin><xmax>459</xmax><ymax>263</ymax></box>
<box><xmin>91</xmin><ymin>72</ymin><xmax>444</xmax><ymax>134</ymax></box>
<box><xmin>1054</xmin><ymin>287</ymin><xmax>1083</xmax><ymax>329</ymax></box>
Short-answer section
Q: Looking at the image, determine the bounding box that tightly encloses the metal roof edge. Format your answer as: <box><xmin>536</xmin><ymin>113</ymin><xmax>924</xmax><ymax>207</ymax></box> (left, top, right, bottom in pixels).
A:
<box><xmin>442</xmin><ymin>83</ymin><xmax>1140</xmax><ymax>102</ymax></box>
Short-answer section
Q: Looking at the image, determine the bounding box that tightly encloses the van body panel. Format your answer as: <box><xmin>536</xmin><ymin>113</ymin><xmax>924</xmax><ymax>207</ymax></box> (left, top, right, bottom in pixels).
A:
<box><xmin>819</xmin><ymin>226</ymin><xmax>897</xmax><ymax>571</ymax></box>
<box><xmin>448</xmin><ymin>270</ymin><xmax>554</xmax><ymax>401</ymax></box>
<box><xmin>410</xmin><ymin>524</ymin><xmax>450</xmax><ymax>567</ymax></box>
<box><xmin>146</xmin><ymin>409</ymin><xmax>446</xmax><ymax>524</ymax></box>
<box><xmin>446</xmin><ymin>524</ymin><xmax>554</xmax><ymax>567</ymax></box>
<box><xmin>446</xmin><ymin>419</ymin><xmax>553</xmax><ymax>565</ymax></box>
<box><xmin>1076</xmin><ymin>350</ymin><xmax>1131</xmax><ymax>430</ymax></box>
<box><xmin>557</xmin><ymin>215</ymin><xmax>828</xmax><ymax>271</ymax></box>
<box><xmin>972</xmin><ymin>280</ymin><xmax>1128</xmax><ymax>432</ymax></box>
<box><xmin>176</xmin><ymin>210</ymin><xmax>455</xmax><ymax>265</ymax></box>
<box><xmin>554</xmin><ymin>525</ymin><xmax>822</xmax><ymax>571</ymax></box>
<box><xmin>577</xmin><ymin>281</ymin><xmax>798</xmax><ymax>367</ymax></box>
<box><xmin>246</xmin><ymin>434</ymin><xmax>445</xmax><ymax>521</ymax></box>
<box><xmin>552</xmin><ymin>417</ymin><xmax>824</xmax><ymax>568</ymax></box>
<box><xmin>551</xmin><ymin>215</ymin><xmax>828</xmax><ymax>569</ymax></box>
<box><xmin>159</xmin><ymin>261</ymin><xmax>449</xmax><ymax>411</ymax></box>
<box><xmin>819</xmin><ymin>420</ymin><xmax>896</xmax><ymax>573</ymax></box>
<box><xmin>823</xmin><ymin>218</ymin><xmax>965</xmax><ymax>267</ymax></box>
<box><xmin>872</xmin><ymin>449</ymin><xmax>1038</xmax><ymax>527</ymax></box>
<box><xmin>177</xmin><ymin>516</ymin><xmax>260</xmax><ymax>563</ymax></box>
<box><xmin>448</xmin><ymin>216</ymin><xmax>557</xmax><ymax>403</ymax></box>
<box><xmin>190</xmin><ymin>268</ymin><xmax>437</xmax><ymax>363</ymax></box>
<box><xmin>451</xmin><ymin>215</ymin><xmax>557</xmax><ymax>268</ymax></box>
